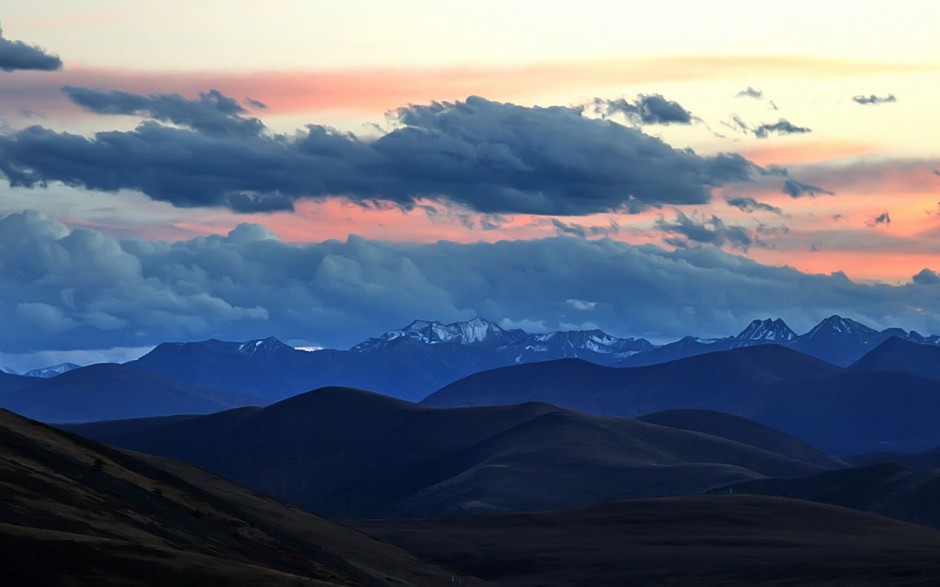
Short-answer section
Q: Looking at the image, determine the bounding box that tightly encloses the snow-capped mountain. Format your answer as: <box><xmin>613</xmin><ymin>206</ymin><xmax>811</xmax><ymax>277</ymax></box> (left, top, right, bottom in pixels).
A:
<box><xmin>734</xmin><ymin>318</ymin><xmax>797</xmax><ymax>343</ymax></box>
<box><xmin>803</xmin><ymin>315</ymin><xmax>878</xmax><ymax>340</ymax></box>
<box><xmin>126</xmin><ymin>314</ymin><xmax>940</xmax><ymax>405</ymax></box>
<box><xmin>0</xmin><ymin>366</ymin><xmax>18</xmax><ymax>375</ymax></box>
<box><xmin>24</xmin><ymin>363</ymin><xmax>81</xmax><ymax>378</ymax></box>
<box><xmin>352</xmin><ymin>318</ymin><xmax>526</xmax><ymax>351</ymax></box>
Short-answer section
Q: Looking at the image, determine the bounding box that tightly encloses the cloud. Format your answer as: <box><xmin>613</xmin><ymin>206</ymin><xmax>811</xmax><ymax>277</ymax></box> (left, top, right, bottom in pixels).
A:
<box><xmin>853</xmin><ymin>94</ymin><xmax>897</xmax><ymax>105</ymax></box>
<box><xmin>0</xmin><ymin>93</ymin><xmax>756</xmax><ymax>216</ymax></box>
<box><xmin>655</xmin><ymin>210</ymin><xmax>756</xmax><ymax>251</ymax></box>
<box><xmin>867</xmin><ymin>209</ymin><xmax>891</xmax><ymax>227</ymax></box>
<box><xmin>0</xmin><ymin>24</ymin><xmax>62</xmax><ymax>72</ymax></box>
<box><xmin>782</xmin><ymin>179</ymin><xmax>835</xmax><ymax>198</ymax></box>
<box><xmin>735</xmin><ymin>87</ymin><xmax>763</xmax><ymax>99</ymax></box>
<box><xmin>595</xmin><ymin>94</ymin><xmax>694</xmax><ymax>125</ymax></box>
<box><xmin>550</xmin><ymin>218</ymin><xmax>620</xmax><ymax>238</ymax></box>
<box><xmin>724</xmin><ymin>196</ymin><xmax>783</xmax><ymax>215</ymax></box>
<box><xmin>753</xmin><ymin>119</ymin><xmax>811</xmax><ymax>139</ymax></box>
<box><xmin>913</xmin><ymin>269</ymin><xmax>940</xmax><ymax>285</ymax></box>
<box><xmin>5</xmin><ymin>210</ymin><xmax>940</xmax><ymax>352</ymax></box>
<box><xmin>62</xmin><ymin>86</ymin><xmax>265</xmax><ymax>137</ymax></box>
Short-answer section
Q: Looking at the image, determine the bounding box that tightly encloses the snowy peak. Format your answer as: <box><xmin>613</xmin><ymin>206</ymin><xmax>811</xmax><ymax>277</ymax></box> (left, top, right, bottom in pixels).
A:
<box><xmin>735</xmin><ymin>319</ymin><xmax>796</xmax><ymax>342</ymax></box>
<box><xmin>235</xmin><ymin>336</ymin><xmax>292</xmax><ymax>357</ymax></box>
<box><xmin>24</xmin><ymin>363</ymin><xmax>81</xmax><ymax>378</ymax></box>
<box><xmin>527</xmin><ymin>329</ymin><xmax>653</xmax><ymax>355</ymax></box>
<box><xmin>0</xmin><ymin>366</ymin><xmax>18</xmax><ymax>375</ymax></box>
<box><xmin>353</xmin><ymin>318</ymin><xmax>524</xmax><ymax>350</ymax></box>
<box><xmin>805</xmin><ymin>315</ymin><xmax>878</xmax><ymax>339</ymax></box>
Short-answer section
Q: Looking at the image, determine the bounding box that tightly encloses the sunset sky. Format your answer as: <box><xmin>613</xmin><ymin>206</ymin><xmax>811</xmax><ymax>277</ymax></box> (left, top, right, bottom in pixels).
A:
<box><xmin>1</xmin><ymin>1</ymin><xmax>939</xmax><ymax>369</ymax></box>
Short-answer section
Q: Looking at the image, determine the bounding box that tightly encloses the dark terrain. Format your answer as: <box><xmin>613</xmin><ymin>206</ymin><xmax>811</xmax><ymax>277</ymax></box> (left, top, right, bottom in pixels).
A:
<box><xmin>0</xmin><ymin>408</ymin><xmax>473</xmax><ymax>586</ymax></box>
<box><xmin>65</xmin><ymin>387</ymin><xmax>845</xmax><ymax>518</ymax></box>
<box><xmin>358</xmin><ymin>495</ymin><xmax>940</xmax><ymax>586</ymax></box>
<box><xmin>424</xmin><ymin>344</ymin><xmax>940</xmax><ymax>453</ymax></box>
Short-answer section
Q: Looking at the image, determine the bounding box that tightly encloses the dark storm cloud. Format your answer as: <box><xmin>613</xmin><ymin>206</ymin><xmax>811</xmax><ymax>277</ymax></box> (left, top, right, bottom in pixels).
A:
<box><xmin>752</xmin><ymin>119</ymin><xmax>811</xmax><ymax>138</ymax></box>
<box><xmin>596</xmin><ymin>94</ymin><xmax>694</xmax><ymax>125</ymax></box>
<box><xmin>0</xmin><ymin>92</ymin><xmax>756</xmax><ymax>216</ymax></box>
<box><xmin>735</xmin><ymin>87</ymin><xmax>763</xmax><ymax>99</ymax></box>
<box><xmin>853</xmin><ymin>94</ymin><xmax>897</xmax><ymax>105</ymax></box>
<box><xmin>724</xmin><ymin>196</ymin><xmax>783</xmax><ymax>215</ymax></box>
<box><xmin>867</xmin><ymin>209</ymin><xmax>891</xmax><ymax>227</ymax></box>
<box><xmin>5</xmin><ymin>210</ymin><xmax>940</xmax><ymax>352</ymax></box>
<box><xmin>0</xmin><ymin>24</ymin><xmax>62</xmax><ymax>72</ymax></box>
<box><xmin>655</xmin><ymin>211</ymin><xmax>755</xmax><ymax>251</ymax></box>
<box><xmin>782</xmin><ymin>179</ymin><xmax>835</xmax><ymax>198</ymax></box>
<box><xmin>913</xmin><ymin>269</ymin><xmax>940</xmax><ymax>285</ymax></box>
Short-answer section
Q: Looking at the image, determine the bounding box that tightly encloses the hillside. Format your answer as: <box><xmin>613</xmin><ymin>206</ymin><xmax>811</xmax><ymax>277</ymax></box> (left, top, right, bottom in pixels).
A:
<box><xmin>424</xmin><ymin>345</ymin><xmax>940</xmax><ymax>454</ymax></box>
<box><xmin>65</xmin><ymin>386</ymin><xmax>842</xmax><ymax>519</ymax></box>
<box><xmin>0</xmin><ymin>408</ymin><xmax>475</xmax><ymax>586</ymax></box>
<box><xmin>357</xmin><ymin>495</ymin><xmax>940</xmax><ymax>586</ymax></box>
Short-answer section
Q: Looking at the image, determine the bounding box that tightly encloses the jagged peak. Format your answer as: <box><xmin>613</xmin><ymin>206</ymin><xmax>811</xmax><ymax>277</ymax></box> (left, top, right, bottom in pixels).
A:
<box><xmin>806</xmin><ymin>315</ymin><xmax>878</xmax><ymax>338</ymax></box>
<box><xmin>736</xmin><ymin>318</ymin><xmax>796</xmax><ymax>342</ymax></box>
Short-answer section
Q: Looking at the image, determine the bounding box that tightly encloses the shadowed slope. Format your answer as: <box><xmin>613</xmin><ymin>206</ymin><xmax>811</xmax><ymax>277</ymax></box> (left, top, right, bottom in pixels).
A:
<box><xmin>424</xmin><ymin>345</ymin><xmax>940</xmax><ymax>454</ymax></box>
<box><xmin>66</xmin><ymin>386</ymin><xmax>839</xmax><ymax>519</ymax></box>
<box><xmin>0</xmin><ymin>408</ymin><xmax>477</xmax><ymax>586</ymax></box>
<box><xmin>637</xmin><ymin>409</ymin><xmax>846</xmax><ymax>468</ymax></box>
<box><xmin>850</xmin><ymin>336</ymin><xmax>940</xmax><ymax>379</ymax></box>
<box><xmin>357</xmin><ymin>495</ymin><xmax>940</xmax><ymax>586</ymax></box>
<box><xmin>717</xmin><ymin>464</ymin><xmax>940</xmax><ymax>530</ymax></box>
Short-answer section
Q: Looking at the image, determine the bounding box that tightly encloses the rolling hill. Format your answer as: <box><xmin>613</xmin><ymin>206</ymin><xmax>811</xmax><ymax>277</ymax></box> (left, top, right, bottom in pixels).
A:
<box><xmin>423</xmin><ymin>344</ymin><xmax>940</xmax><ymax>454</ymax></box>
<box><xmin>715</xmin><ymin>464</ymin><xmax>940</xmax><ymax>530</ymax></box>
<box><xmin>64</xmin><ymin>386</ymin><xmax>843</xmax><ymax>519</ymax></box>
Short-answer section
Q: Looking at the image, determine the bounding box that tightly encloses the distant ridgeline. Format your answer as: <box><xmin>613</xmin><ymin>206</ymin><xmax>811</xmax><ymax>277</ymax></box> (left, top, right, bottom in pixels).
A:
<box><xmin>3</xmin><ymin>314</ymin><xmax>940</xmax><ymax>431</ymax></box>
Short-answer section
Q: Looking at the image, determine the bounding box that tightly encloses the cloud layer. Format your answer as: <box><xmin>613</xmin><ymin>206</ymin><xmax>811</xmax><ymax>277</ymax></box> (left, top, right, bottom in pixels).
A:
<box><xmin>0</xmin><ymin>91</ymin><xmax>755</xmax><ymax>216</ymax></box>
<box><xmin>3</xmin><ymin>211</ymin><xmax>940</xmax><ymax>354</ymax></box>
<box><xmin>0</xmin><ymin>25</ymin><xmax>62</xmax><ymax>72</ymax></box>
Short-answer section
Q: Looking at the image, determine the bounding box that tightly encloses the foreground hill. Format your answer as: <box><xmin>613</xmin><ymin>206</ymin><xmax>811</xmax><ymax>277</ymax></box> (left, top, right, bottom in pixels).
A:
<box><xmin>424</xmin><ymin>345</ymin><xmax>940</xmax><ymax>454</ymax></box>
<box><xmin>717</xmin><ymin>464</ymin><xmax>940</xmax><ymax>530</ymax></box>
<box><xmin>0</xmin><ymin>363</ymin><xmax>265</xmax><ymax>422</ymax></box>
<box><xmin>0</xmin><ymin>408</ymin><xmax>474</xmax><ymax>586</ymax></box>
<box><xmin>65</xmin><ymin>387</ymin><xmax>842</xmax><ymax>519</ymax></box>
<box><xmin>357</xmin><ymin>495</ymin><xmax>940</xmax><ymax>586</ymax></box>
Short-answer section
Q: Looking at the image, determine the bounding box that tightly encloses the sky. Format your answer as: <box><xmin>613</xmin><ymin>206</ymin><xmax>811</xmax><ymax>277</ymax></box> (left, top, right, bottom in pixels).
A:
<box><xmin>1</xmin><ymin>1</ymin><xmax>939</xmax><ymax>370</ymax></box>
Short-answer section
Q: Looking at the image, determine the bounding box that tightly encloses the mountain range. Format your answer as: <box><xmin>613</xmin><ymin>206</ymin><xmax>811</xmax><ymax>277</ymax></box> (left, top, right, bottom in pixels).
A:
<box><xmin>119</xmin><ymin>314</ymin><xmax>940</xmax><ymax>403</ymax></box>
